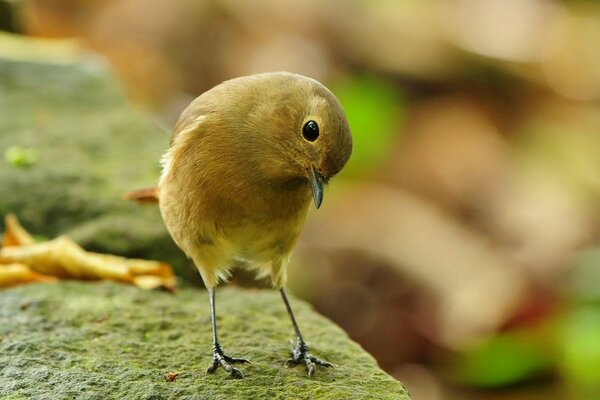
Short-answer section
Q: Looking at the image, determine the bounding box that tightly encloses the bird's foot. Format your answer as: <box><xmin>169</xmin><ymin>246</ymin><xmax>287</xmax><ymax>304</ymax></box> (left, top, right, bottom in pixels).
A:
<box><xmin>285</xmin><ymin>339</ymin><xmax>333</xmax><ymax>378</ymax></box>
<box><xmin>206</xmin><ymin>343</ymin><xmax>250</xmax><ymax>379</ymax></box>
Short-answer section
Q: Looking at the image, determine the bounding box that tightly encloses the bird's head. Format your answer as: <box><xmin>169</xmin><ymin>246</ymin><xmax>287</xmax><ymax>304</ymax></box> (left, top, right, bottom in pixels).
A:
<box><xmin>295</xmin><ymin>91</ymin><xmax>352</xmax><ymax>209</ymax></box>
<box><xmin>249</xmin><ymin>73</ymin><xmax>352</xmax><ymax>209</ymax></box>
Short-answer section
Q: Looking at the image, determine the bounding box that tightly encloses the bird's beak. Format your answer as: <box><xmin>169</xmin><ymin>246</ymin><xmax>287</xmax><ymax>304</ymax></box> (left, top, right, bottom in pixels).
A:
<box><xmin>309</xmin><ymin>167</ymin><xmax>325</xmax><ymax>209</ymax></box>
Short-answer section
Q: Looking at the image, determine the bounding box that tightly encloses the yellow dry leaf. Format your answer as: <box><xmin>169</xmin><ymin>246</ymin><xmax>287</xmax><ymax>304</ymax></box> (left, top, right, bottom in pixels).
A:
<box><xmin>89</xmin><ymin>253</ymin><xmax>173</xmax><ymax>278</ymax></box>
<box><xmin>0</xmin><ymin>214</ymin><xmax>176</xmax><ymax>290</ymax></box>
<box><xmin>0</xmin><ymin>237</ymin><xmax>69</xmax><ymax>277</ymax></box>
<box><xmin>132</xmin><ymin>275</ymin><xmax>175</xmax><ymax>291</ymax></box>
<box><xmin>59</xmin><ymin>238</ymin><xmax>134</xmax><ymax>281</ymax></box>
<box><xmin>92</xmin><ymin>254</ymin><xmax>175</xmax><ymax>290</ymax></box>
<box><xmin>2</xmin><ymin>214</ymin><xmax>35</xmax><ymax>247</ymax></box>
<box><xmin>0</xmin><ymin>236</ymin><xmax>133</xmax><ymax>282</ymax></box>
<box><xmin>0</xmin><ymin>263</ymin><xmax>57</xmax><ymax>288</ymax></box>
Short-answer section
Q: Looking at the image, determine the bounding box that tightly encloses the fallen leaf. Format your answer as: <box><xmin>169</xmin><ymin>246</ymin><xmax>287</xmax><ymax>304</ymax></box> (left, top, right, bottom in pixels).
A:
<box><xmin>0</xmin><ymin>215</ymin><xmax>175</xmax><ymax>290</ymax></box>
<box><xmin>0</xmin><ymin>236</ymin><xmax>131</xmax><ymax>281</ymax></box>
<box><xmin>0</xmin><ymin>263</ymin><xmax>57</xmax><ymax>288</ymax></box>
<box><xmin>2</xmin><ymin>214</ymin><xmax>35</xmax><ymax>247</ymax></box>
<box><xmin>164</xmin><ymin>371</ymin><xmax>179</xmax><ymax>382</ymax></box>
<box><xmin>132</xmin><ymin>275</ymin><xmax>175</xmax><ymax>291</ymax></box>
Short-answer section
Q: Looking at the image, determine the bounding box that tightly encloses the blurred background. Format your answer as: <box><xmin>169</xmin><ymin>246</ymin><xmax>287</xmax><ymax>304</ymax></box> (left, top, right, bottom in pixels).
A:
<box><xmin>2</xmin><ymin>0</ymin><xmax>600</xmax><ymax>398</ymax></box>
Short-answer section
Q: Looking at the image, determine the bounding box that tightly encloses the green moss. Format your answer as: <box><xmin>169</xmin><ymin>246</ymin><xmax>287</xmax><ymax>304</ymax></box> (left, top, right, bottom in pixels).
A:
<box><xmin>0</xmin><ymin>282</ymin><xmax>409</xmax><ymax>399</ymax></box>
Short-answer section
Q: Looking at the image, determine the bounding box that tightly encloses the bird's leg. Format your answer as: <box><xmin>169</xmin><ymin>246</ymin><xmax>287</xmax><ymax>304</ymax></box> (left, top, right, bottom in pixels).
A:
<box><xmin>205</xmin><ymin>287</ymin><xmax>249</xmax><ymax>379</ymax></box>
<box><xmin>280</xmin><ymin>288</ymin><xmax>334</xmax><ymax>377</ymax></box>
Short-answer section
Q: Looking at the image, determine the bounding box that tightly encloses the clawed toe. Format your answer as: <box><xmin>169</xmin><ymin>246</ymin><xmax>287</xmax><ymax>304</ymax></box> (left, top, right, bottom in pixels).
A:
<box><xmin>206</xmin><ymin>344</ymin><xmax>249</xmax><ymax>379</ymax></box>
<box><xmin>285</xmin><ymin>340</ymin><xmax>334</xmax><ymax>378</ymax></box>
<box><xmin>222</xmin><ymin>354</ymin><xmax>250</xmax><ymax>364</ymax></box>
<box><xmin>308</xmin><ymin>355</ymin><xmax>333</xmax><ymax>368</ymax></box>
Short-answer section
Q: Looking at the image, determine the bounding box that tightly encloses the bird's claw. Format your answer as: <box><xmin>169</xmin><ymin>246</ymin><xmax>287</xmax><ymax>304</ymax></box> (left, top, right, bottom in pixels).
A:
<box><xmin>206</xmin><ymin>344</ymin><xmax>249</xmax><ymax>379</ymax></box>
<box><xmin>285</xmin><ymin>339</ymin><xmax>333</xmax><ymax>378</ymax></box>
<box><xmin>222</xmin><ymin>354</ymin><xmax>250</xmax><ymax>364</ymax></box>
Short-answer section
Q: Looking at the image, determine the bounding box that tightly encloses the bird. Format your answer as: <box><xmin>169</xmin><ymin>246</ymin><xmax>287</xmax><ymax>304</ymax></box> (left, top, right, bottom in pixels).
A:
<box><xmin>127</xmin><ymin>72</ymin><xmax>352</xmax><ymax>378</ymax></box>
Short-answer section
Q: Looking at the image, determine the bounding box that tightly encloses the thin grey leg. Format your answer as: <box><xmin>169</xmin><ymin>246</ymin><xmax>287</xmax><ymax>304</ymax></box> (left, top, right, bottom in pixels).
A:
<box><xmin>280</xmin><ymin>288</ymin><xmax>334</xmax><ymax>377</ymax></box>
<box><xmin>205</xmin><ymin>287</ymin><xmax>249</xmax><ymax>379</ymax></box>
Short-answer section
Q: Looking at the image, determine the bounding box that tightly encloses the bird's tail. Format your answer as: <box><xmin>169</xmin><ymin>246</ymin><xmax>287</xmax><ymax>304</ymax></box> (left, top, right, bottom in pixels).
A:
<box><xmin>122</xmin><ymin>187</ymin><xmax>160</xmax><ymax>204</ymax></box>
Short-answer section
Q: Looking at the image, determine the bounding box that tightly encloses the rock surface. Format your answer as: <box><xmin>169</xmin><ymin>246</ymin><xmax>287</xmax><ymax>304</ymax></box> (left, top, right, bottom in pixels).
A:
<box><xmin>0</xmin><ymin>51</ymin><xmax>193</xmax><ymax>279</ymax></box>
<box><xmin>0</xmin><ymin>282</ymin><xmax>409</xmax><ymax>399</ymax></box>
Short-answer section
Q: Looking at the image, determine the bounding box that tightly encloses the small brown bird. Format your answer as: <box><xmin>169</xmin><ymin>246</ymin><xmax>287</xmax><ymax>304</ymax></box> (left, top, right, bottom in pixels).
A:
<box><xmin>135</xmin><ymin>72</ymin><xmax>352</xmax><ymax>378</ymax></box>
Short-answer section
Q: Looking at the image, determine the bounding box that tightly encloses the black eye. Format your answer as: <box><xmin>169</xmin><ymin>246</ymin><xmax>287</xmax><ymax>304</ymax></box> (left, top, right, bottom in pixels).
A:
<box><xmin>302</xmin><ymin>120</ymin><xmax>320</xmax><ymax>142</ymax></box>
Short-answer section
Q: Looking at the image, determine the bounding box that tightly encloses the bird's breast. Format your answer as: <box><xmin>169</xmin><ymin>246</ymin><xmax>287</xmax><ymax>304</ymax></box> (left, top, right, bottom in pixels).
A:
<box><xmin>159</xmin><ymin>130</ymin><xmax>313</xmax><ymax>266</ymax></box>
<box><xmin>218</xmin><ymin>184</ymin><xmax>312</xmax><ymax>261</ymax></box>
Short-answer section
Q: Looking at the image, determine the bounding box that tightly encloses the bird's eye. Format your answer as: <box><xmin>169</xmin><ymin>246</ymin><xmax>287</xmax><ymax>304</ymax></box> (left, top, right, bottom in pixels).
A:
<box><xmin>302</xmin><ymin>120</ymin><xmax>320</xmax><ymax>142</ymax></box>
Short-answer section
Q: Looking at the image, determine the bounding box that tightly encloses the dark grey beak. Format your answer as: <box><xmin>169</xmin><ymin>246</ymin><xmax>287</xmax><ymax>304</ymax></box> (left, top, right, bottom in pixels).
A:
<box><xmin>309</xmin><ymin>168</ymin><xmax>325</xmax><ymax>209</ymax></box>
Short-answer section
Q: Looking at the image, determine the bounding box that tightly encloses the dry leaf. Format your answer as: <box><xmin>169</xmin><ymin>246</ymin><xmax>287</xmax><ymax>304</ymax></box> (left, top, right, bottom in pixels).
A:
<box><xmin>0</xmin><ymin>236</ymin><xmax>131</xmax><ymax>281</ymax></box>
<box><xmin>164</xmin><ymin>371</ymin><xmax>179</xmax><ymax>382</ymax></box>
<box><xmin>0</xmin><ymin>263</ymin><xmax>57</xmax><ymax>288</ymax></box>
<box><xmin>0</xmin><ymin>214</ymin><xmax>175</xmax><ymax>290</ymax></box>
<box><xmin>132</xmin><ymin>275</ymin><xmax>175</xmax><ymax>291</ymax></box>
<box><xmin>3</xmin><ymin>214</ymin><xmax>35</xmax><ymax>247</ymax></box>
<box><xmin>90</xmin><ymin>252</ymin><xmax>173</xmax><ymax>278</ymax></box>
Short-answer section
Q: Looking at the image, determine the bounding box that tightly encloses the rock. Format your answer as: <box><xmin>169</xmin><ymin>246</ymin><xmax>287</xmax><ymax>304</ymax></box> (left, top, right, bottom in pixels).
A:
<box><xmin>0</xmin><ymin>44</ymin><xmax>194</xmax><ymax>280</ymax></box>
<box><xmin>0</xmin><ymin>282</ymin><xmax>410</xmax><ymax>399</ymax></box>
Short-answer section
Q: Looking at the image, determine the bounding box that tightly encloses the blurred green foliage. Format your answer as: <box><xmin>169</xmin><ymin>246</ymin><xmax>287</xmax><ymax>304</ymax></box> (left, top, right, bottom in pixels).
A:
<box><xmin>453</xmin><ymin>249</ymin><xmax>600</xmax><ymax>393</ymax></box>
<box><xmin>455</xmin><ymin>332</ymin><xmax>553</xmax><ymax>388</ymax></box>
<box><xmin>559</xmin><ymin>306</ymin><xmax>600</xmax><ymax>388</ymax></box>
<box><xmin>4</xmin><ymin>145</ymin><xmax>39</xmax><ymax>168</ymax></box>
<box><xmin>559</xmin><ymin>249</ymin><xmax>600</xmax><ymax>394</ymax></box>
<box><xmin>330</xmin><ymin>75</ymin><xmax>404</xmax><ymax>178</ymax></box>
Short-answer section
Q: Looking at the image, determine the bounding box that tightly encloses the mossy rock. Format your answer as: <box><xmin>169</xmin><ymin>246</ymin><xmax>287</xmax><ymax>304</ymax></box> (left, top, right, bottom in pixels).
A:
<box><xmin>0</xmin><ymin>47</ymin><xmax>195</xmax><ymax>280</ymax></box>
<box><xmin>0</xmin><ymin>282</ymin><xmax>410</xmax><ymax>399</ymax></box>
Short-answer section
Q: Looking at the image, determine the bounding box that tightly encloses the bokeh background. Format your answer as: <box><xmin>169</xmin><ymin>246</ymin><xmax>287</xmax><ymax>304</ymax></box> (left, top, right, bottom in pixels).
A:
<box><xmin>3</xmin><ymin>0</ymin><xmax>600</xmax><ymax>399</ymax></box>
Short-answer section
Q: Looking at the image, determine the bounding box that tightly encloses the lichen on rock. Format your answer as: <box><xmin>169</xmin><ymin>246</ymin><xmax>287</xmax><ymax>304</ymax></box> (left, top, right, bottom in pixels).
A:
<box><xmin>0</xmin><ymin>282</ymin><xmax>410</xmax><ymax>399</ymax></box>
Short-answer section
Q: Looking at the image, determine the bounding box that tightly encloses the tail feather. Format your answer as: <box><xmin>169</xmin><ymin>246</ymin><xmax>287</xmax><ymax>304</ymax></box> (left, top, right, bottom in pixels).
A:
<box><xmin>122</xmin><ymin>187</ymin><xmax>160</xmax><ymax>204</ymax></box>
